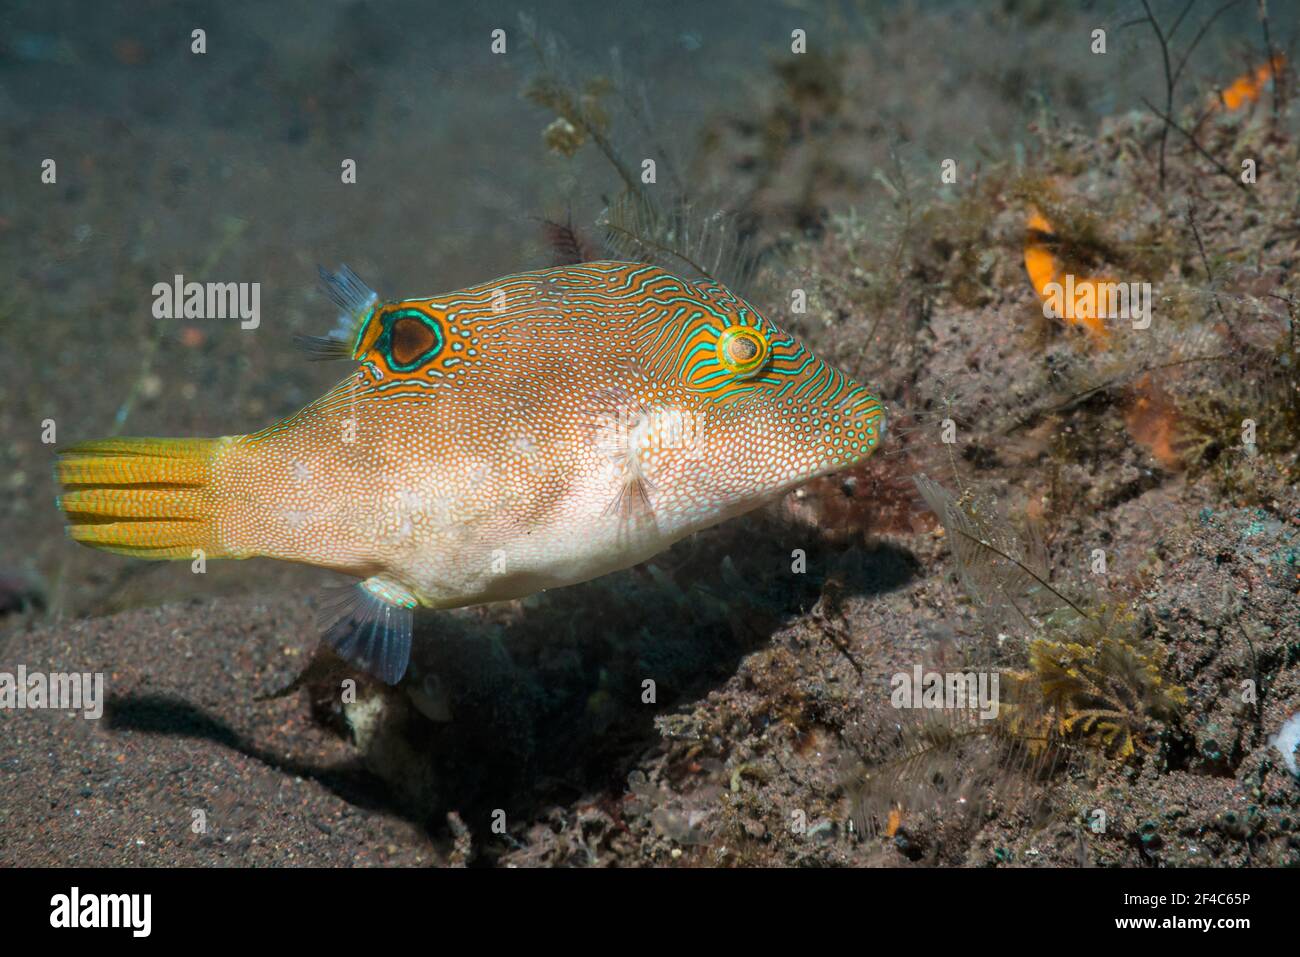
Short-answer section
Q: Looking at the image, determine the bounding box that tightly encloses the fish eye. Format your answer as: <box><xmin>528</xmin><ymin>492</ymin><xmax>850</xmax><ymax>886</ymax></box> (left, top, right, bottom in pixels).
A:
<box><xmin>716</xmin><ymin>326</ymin><xmax>769</xmax><ymax>378</ymax></box>
<box><xmin>391</xmin><ymin>315</ymin><xmax>438</xmax><ymax>366</ymax></box>
<box><xmin>375</xmin><ymin>307</ymin><xmax>445</xmax><ymax>371</ymax></box>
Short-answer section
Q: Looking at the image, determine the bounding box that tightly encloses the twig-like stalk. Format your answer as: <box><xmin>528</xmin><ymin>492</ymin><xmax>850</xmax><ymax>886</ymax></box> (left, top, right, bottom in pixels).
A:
<box><xmin>1003</xmin><ymin>353</ymin><xmax>1235</xmax><ymax>433</ymax></box>
<box><xmin>602</xmin><ymin>222</ymin><xmax>716</xmax><ymax>283</ymax></box>
<box><xmin>1140</xmin><ymin>0</ymin><xmax>1175</xmax><ymax>191</ymax></box>
<box><xmin>1186</xmin><ymin>205</ymin><xmax>1244</xmax><ymax>347</ymax></box>
<box><xmin>1140</xmin><ymin>0</ymin><xmax>1249</xmax><ymax>192</ymax></box>
<box><xmin>1140</xmin><ymin>96</ymin><xmax>1261</xmax><ymax>201</ymax></box>
<box><xmin>1257</xmin><ymin>0</ymin><xmax>1282</xmax><ymax>129</ymax></box>
<box><xmin>1173</xmin><ymin>0</ymin><xmax>1247</xmax><ymax>90</ymax></box>
<box><xmin>521</xmin><ymin>23</ymin><xmax>643</xmax><ymax>199</ymax></box>
<box><xmin>951</xmin><ymin>528</ymin><xmax>1094</xmax><ymax>625</ymax></box>
<box><xmin>1168</xmin><ymin>0</ymin><xmax>1199</xmax><ymax>41</ymax></box>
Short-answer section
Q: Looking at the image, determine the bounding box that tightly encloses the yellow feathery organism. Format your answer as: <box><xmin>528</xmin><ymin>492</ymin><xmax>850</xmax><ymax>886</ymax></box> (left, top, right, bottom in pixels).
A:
<box><xmin>57</xmin><ymin>261</ymin><xmax>886</xmax><ymax>684</ymax></box>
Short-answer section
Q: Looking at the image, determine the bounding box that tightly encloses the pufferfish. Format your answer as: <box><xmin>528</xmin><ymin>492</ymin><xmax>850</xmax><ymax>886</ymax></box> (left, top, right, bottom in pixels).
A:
<box><xmin>56</xmin><ymin>261</ymin><xmax>886</xmax><ymax>683</ymax></box>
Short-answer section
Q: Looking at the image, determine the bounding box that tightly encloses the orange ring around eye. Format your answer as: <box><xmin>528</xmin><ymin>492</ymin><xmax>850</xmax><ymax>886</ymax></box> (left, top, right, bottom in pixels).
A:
<box><xmin>717</xmin><ymin>326</ymin><xmax>769</xmax><ymax>378</ymax></box>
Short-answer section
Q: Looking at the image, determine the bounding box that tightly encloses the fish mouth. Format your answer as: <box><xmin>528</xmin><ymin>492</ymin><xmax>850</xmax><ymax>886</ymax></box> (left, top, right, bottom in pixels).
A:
<box><xmin>837</xmin><ymin>390</ymin><xmax>888</xmax><ymax>458</ymax></box>
<box><xmin>870</xmin><ymin>407</ymin><xmax>887</xmax><ymax>442</ymax></box>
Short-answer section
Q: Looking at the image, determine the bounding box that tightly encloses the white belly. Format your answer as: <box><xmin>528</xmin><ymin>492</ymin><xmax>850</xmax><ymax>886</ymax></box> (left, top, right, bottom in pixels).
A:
<box><xmin>388</xmin><ymin>457</ymin><xmax>736</xmax><ymax>609</ymax></box>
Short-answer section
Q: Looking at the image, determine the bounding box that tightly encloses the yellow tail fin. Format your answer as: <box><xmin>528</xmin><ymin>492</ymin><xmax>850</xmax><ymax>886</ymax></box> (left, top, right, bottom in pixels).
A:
<box><xmin>56</xmin><ymin>437</ymin><xmax>233</xmax><ymax>560</ymax></box>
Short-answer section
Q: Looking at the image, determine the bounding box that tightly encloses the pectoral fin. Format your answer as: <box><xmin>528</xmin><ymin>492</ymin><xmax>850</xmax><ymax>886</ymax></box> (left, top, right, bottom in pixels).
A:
<box><xmin>319</xmin><ymin>577</ymin><xmax>416</xmax><ymax>684</ymax></box>
<box><xmin>583</xmin><ymin>360</ymin><xmax>663</xmax><ymax>533</ymax></box>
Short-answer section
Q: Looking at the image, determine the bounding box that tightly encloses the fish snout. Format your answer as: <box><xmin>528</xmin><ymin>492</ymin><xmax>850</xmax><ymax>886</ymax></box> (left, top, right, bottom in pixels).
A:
<box><xmin>839</xmin><ymin>389</ymin><xmax>887</xmax><ymax>459</ymax></box>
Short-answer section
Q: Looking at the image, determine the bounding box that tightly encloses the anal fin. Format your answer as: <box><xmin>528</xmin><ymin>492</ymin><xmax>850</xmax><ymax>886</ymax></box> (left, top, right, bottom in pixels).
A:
<box><xmin>319</xmin><ymin>577</ymin><xmax>416</xmax><ymax>685</ymax></box>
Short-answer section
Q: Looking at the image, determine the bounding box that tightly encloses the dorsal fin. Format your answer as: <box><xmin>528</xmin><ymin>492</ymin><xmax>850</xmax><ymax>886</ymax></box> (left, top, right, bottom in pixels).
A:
<box><xmin>295</xmin><ymin>265</ymin><xmax>381</xmax><ymax>361</ymax></box>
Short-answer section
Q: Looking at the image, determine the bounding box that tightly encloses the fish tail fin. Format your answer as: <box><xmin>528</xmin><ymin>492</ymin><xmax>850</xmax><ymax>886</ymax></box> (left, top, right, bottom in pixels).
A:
<box><xmin>56</xmin><ymin>437</ymin><xmax>235</xmax><ymax>560</ymax></box>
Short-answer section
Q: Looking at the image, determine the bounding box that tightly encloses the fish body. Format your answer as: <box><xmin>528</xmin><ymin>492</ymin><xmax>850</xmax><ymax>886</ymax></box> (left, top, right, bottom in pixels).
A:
<box><xmin>58</xmin><ymin>261</ymin><xmax>885</xmax><ymax>682</ymax></box>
